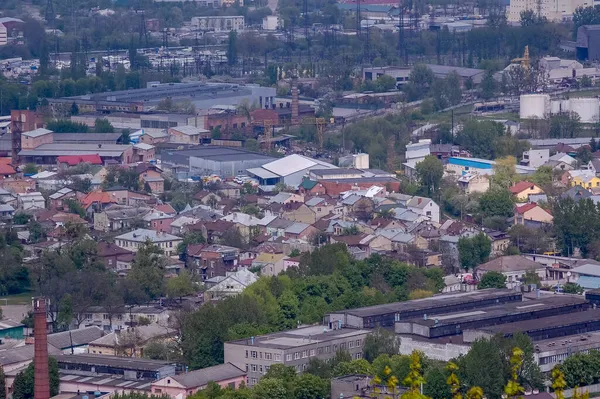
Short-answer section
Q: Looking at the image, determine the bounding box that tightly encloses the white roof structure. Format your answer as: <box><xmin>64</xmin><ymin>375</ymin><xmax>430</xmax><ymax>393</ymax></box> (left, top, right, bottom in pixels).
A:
<box><xmin>261</xmin><ymin>154</ymin><xmax>336</xmax><ymax>177</ymax></box>
<box><xmin>22</xmin><ymin>128</ymin><xmax>52</xmax><ymax>138</ymax></box>
<box><xmin>171</xmin><ymin>125</ymin><xmax>210</xmax><ymax>136</ymax></box>
<box><xmin>134</xmin><ymin>143</ymin><xmax>154</xmax><ymax>150</ymax></box>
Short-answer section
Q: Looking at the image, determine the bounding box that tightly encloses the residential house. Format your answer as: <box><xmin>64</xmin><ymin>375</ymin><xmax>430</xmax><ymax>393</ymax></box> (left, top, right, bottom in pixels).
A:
<box><xmin>222</xmin><ymin>212</ymin><xmax>263</xmax><ymax>239</ymax></box>
<box><xmin>137</xmin><ymin>164</ymin><xmax>164</xmax><ymax>194</ymax></box>
<box><xmin>97</xmin><ymin>241</ymin><xmax>135</xmax><ymax>273</ymax></box>
<box><xmin>132</xmin><ymin>143</ymin><xmax>156</xmax><ymax>163</ymax></box>
<box><xmin>0</xmin><ymin>163</ymin><xmax>16</xmax><ymax>179</ymax></box>
<box><xmin>170</xmin><ymin>216</ymin><xmax>201</xmax><ymax>235</ymax></box>
<box><xmin>265</xmin><ymin>217</ymin><xmax>294</xmax><ymax>238</ymax></box>
<box><xmin>272</xmin><ymin>202</ymin><xmax>317</xmax><ymax>224</ymax></box>
<box><xmin>187</xmin><ymin>220</ymin><xmax>235</xmax><ymax>243</ymax></box>
<box><xmin>168</xmin><ymin>126</ymin><xmax>210</xmax><ymax>144</ymax></box>
<box><xmin>0</xmin><ymin>178</ymin><xmax>36</xmax><ymax>194</ymax></box>
<box><xmin>304</xmin><ymin>196</ymin><xmax>335</xmax><ymax>221</ymax></box>
<box><xmin>284</xmin><ymin>222</ymin><xmax>317</xmax><ymax>240</ymax></box>
<box><xmin>484</xmin><ymin>229</ymin><xmax>511</xmax><ymax>257</ymax></box>
<box><xmin>151</xmin><ymin>363</ymin><xmax>247</xmax><ymax>399</ymax></box>
<box><xmin>0</xmin><ymin>204</ymin><xmax>14</xmax><ymax>219</ymax></box>
<box><xmin>115</xmin><ymin>229</ymin><xmax>183</xmax><ymax>256</ymax></box>
<box><xmin>204</xmin><ymin>268</ymin><xmax>258</xmax><ymax>301</ymax></box>
<box><xmin>547</xmin><ymin>152</ymin><xmax>576</xmax><ymax>171</ymax></box>
<box><xmin>282</xmin><ymin>256</ymin><xmax>301</xmax><ymax>271</ymax></box>
<box><xmin>87</xmin><ymin>325</ymin><xmax>177</xmax><ymax>357</ymax></box>
<box><xmin>252</xmin><ymin>252</ymin><xmax>287</xmax><ymax>276</ymax></box>
<box><xmin>82</xmin><ymin>191</ymin><xmax>117</xmax><ymax>215</ymax></box>
<box><xmin>406</xmin><ymin>196</ymin><xmax>440</xmax><ymax>224</ymax></box>
<box><xmin>268</xmin><ymin>192</ymin><xmax>304</xmax><ymax>204</ymax></box>
<box><xmin>48</xmin><ymin>187</ymin><xmax>78</xmax><ymax>210</ymax></box>
<box><xmin>566</xmin><ymin>170</ymin><xmax>600</xmax><ymax>188</ymax></box>
<box><xmin>94</xmin><ymin>206</ymin><xmax>152</xmax><ymax>232</ymax></box>
<box><xmin>216</xmin><ymin>182</ymin><xmax>241</xmax><ymax>199</ymax></box>
<box><xmin>144</xmin><ymin>211</ymin><xmax>175</xmax><ymax>233</ymax></box>
<box><xmin>341</xmin><ymin>195</ymin><xmax>375</xmax><ymax>219</ymax></box>
<box><xmin>570</xmin><ymin>262</ymin><xmax>600</xmax><ymax>289</ymax></box>
<box><xmin>475</xmin><ymin>255</ymin><xmax>546</xmax><ymax>288</ymax></box>
<box><xmin>457</xmin><ymin>173</ymin><xmax>490</xmax><ymax>194</ymax></box>
<box><xmin>514</xmin><ymin>203</ymin><xmax>553</xmax><ymax>227</ymax></box>
<box><xmin>17</xmin><ymin>192</ymin><xmax>45</xmax><ymax>211</ymax></box>
<box><xmin>187</xmin><ymin>244</ymin><xmax>239</xmax><ymax>281</ymax></box>
<box><xmin>509</xmin><ymin>181</ymin><xmax>544</xmax><ymax>202</ymax></box>
<box><xmin>194</xmin><ymin>191</ymin><xmax>222</xmax><ymax>206</ymax></box>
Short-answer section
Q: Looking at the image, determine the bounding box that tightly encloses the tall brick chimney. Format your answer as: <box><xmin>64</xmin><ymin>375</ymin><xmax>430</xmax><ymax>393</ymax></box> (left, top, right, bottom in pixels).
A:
<box><xmin>291</xmin><ymin>74</ymin><xmax>299</xmax><ymax>126</ymax></box>
<box><xmin>33</xmin><ymin>298</ymin><xmax>50</xmax><ymax>399</ymax></box>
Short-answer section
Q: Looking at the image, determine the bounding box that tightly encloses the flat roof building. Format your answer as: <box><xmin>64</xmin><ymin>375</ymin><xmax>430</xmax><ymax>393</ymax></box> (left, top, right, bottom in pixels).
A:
<box><xmin>224</xmin><ymin>325</ymin><xmax>369</xmax><ymax>386</ymax></box>
<box><xmin>395</xmin><ymin>296</ymin><xmax>589</xmax><ymax>339</ymax></box>
<box><xmin>463</xmin><ymin>309</ymin><xmax>600</xmax><ymax>342</ymax></box>
<box><xmin>55</xmin><ymin>353</ymin><xmax>176</xmax><ymax>381</ymax></box>
<box><xmin>161</xmin><ymin>146</ymin><xmax>275</xmax><ymax>179</ymax></box>
<box><xmin>325</xmin><ymin>289</ymin><xmax>522</xmax><ymax>329</ymax></box>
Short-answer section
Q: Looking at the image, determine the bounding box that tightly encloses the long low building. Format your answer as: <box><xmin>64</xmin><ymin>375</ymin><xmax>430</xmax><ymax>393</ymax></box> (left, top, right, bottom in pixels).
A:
<box><xmin>463</xmin><ymin>308</ymin><xmax>600</xmax><ymax>342</ymax></box>
<box><xmin>325</xmin><ymin>289</ymin><xmax>522</xmax><ymax>329</ymax></box>
<box><xmin>19</xmin><ymin>143</ymin><xmax>133</xmax><ymax>164</ymax></box>
<box><xmin>395</xmin><ymin>296</ymin><xmax>589</xmax><ymax>339</ymax></box>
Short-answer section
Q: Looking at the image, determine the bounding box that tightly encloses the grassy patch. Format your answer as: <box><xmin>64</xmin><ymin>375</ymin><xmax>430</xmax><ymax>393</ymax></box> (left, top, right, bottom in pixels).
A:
<box><xmin>0</xmin><ymin>292</ymin><xmax>33</xmax><ymax>305</ymax></box>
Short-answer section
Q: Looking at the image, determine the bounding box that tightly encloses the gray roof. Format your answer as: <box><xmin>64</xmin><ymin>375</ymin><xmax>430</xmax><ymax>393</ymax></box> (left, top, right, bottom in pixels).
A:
<box><xmin>0</xmin><ymin>344</ymin><xmax>61</xmax><ymax>366</ymax></box>
<box><xmin>572</xmin><ymin>263</ymin><xmax>600</xmax><ymax>277</ymax></box>
<box><xmin>425</xmin><ymin>64</ymin><xmax>484</xmax><ymax>78</ymax></box>
<box><xmin>48</xmin><ymin>326</ymin><xmax>104</xmax><ymax>350</ymax></box>
<box><xmin>267</xmin><ymin>217</ymin><xmax>294</xmax><ymax>229</ymax></box>
<box><xmin>115</xmin><ymin>228</ymin><xmax>182</xmax><ymax>243</ymax></box>
<box><xmin>305</xmin><ymin>197</ymin><xmax>326</xmax><ymax>207</ymax></box>
<box><xmin>19</xmin><ymin>143</ymin><xmax>131</xmax><ymax>157</ymax></box>
<box><xmin>49</xmin><ymin>187</ymin><xmax>74</xmax><ymax>199</ymax></box>
<box><xmin>170</xmin><ymin>363</ymin><xmax>246</xmax><ymax>388</ymax></box>
<box><xmin>143</xmin><ymin>130</ymin><xmax>169</xmax><ymax>138</ymax></box>
<box><xmin>22</xmin><ymin>128</ymin><xmax>52</xmax><ymax>138</ymax></box>
<box><xmin>269</xmin><ymin>192</ymin><xmax>292</xmax><ymax>204</ymax></box>
<box><xmin>171</xmin><ymin>125</ymin><xmax>210</xmax><ymax>136</ymax></box>
<box><xmin>342</xmin><ymin>194</ymin><xmax>362</xmax><ymax>205</ymax></box>
<box><xmin>0</xmin><ymin>204</ymin><xmax>14</xmax><ymax>212</ymax></box>
<box><xmin>53</xmin><ymin>133</ymin><xmax>121</xmax><ymax>144</ymax></box>
<box><xmin>54</xmin><ymin>353</ymin><xmax>174</xmax><ymax>371</ymax></box>
<box><xmin>90</xmin><ymin>325</ymin><xmax>176</xmax><ymax>347</ymax></box>
<box><xmin>477</xmin><ymin>255</ymin><xmax>544</xmax><ymax>273</ymax></box>
<box><xmin>285</xmin><ymin>222</ymin><xmax>310</xmax><ymax>235</ymax></box>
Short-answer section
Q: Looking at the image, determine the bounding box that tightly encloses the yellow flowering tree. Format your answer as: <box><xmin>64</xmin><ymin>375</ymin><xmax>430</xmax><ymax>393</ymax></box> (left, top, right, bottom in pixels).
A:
<box><xmin>551</xmin><ymin>367</ymin><xmax>566</xmax><ymax>399</ymax></box>
<box><xmin>401</xmin><ymin>352</ymin><xmax>430</xmax><ymax>399</ymax></box>
<box><xmin>504</xmin><ymin>348</ymin><xmax>525</xmax><ymax>399</ymax></box>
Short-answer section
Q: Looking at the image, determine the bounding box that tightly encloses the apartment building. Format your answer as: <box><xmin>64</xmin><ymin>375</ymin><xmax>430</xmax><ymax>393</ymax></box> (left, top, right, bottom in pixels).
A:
<box><xmin>191</xmin><ymin>16</ymin><xmax>245</xmax><ymax>32</ymax></box>
<box><xmin>224</xmin><ymin>325</ymin><xmax>370</xmax><ymax>386</ymax></box>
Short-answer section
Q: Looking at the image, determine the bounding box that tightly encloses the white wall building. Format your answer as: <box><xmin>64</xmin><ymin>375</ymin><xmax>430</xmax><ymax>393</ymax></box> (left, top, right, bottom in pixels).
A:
<box><xmin>191</xmin><ymin>16</ymin><xmax>245</xmax><ymax>32</ymax></box>
<box><xmin>507</xmin><ymin>0</ymin><xmax>591</xmax><ymax>22</ymax></box>
<box><xmin>262</xmin><ymin>15</ymin><xmax>281</xmax><ymax>30</ymax></box>
<box><xmin>0</xmin><ymin>24</ymin><xmax>7</xmax><ymax>46</ymax></box>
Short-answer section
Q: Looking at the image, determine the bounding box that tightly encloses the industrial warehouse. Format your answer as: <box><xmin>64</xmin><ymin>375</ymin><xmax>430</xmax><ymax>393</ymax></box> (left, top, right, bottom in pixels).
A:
<box><xmin>225</xmin><ymin>288</ymin><xmax>600</xmax><ymax>385</ymax></box>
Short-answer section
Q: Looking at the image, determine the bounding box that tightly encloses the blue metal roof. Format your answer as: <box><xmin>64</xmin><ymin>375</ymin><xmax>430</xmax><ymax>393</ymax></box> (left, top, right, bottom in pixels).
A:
<box><xmin>448</xmin><ymin>157</ymin><xmax>493</xmax><ymax>170</ymax></box>
<box><xmin>577</xmin><ymin>275</ymin><xmax>600</xmax><ymax>289</ymax></box>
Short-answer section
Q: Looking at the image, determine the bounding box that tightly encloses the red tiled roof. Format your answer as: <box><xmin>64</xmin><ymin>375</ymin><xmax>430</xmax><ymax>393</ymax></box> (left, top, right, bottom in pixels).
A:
<box><xmin>516</xmin><ymin>203</ymin><xmax>539</xmax><ymax>214</ymax></box>
<box><xmin>0</xmin><ymin>163</ymin><xmax>16</xmax><ymax>175</ymax></box>
<box><xmin>509</xmin><ymin>181</ymin><xmax>538</xmax><ymax>194</ymax></box>
<box><xmin>154</xmin><ymin>203</ymin><xmax>176</xmax><ymax>215</ymax></box>
<box><xmin>57</xmin><ymin>154</ymin><xmax>103</xmax><ymax>166</ymax></box>
<box><xmin>82</xmin><ymin>191</ymin><xmax>117</xmax><ymax>209</ymax></box>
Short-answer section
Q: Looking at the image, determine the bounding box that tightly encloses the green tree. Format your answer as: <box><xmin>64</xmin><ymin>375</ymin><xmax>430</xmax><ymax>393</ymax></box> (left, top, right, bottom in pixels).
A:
<box><xmin>424</xmin><ymin>365</ymin><xmax>451</xmax><ymax>399</ymax></box>
<box><xmin>481</xmin><ymin>70</ymin><xmax>497</xmax><ymax>100</ymax></box>
<box><xmin>94</xmin><ymin>118</ymin><xmax>115</xmax><ymax>133</ymax></box>
<box><xmin>550</xmin><ymin>112</ymin><xmax>582</xmax><ymax>139</ymax></box>
<box><xmin>563</xmin><ymin>282</ymin><xmax>584</xmax><ymax>294</ymax></box>
<box><xmin>0</xmin><ymin>366</ymin><xmax>5</xmax><ymax>399</ymax></box>
<box><xmin>415</xmin><ymin>155</ymin><xmax>443</xmax><ymax>197</ymax></box>
<box><xmin>478</xmin><ymin>271</ymin><xmax>507</xmax><ymax>289</ymax></box>
<box><xmin>293</xmin><ymin>373</ymin><xmax>329</xmax><ymax>399</ymax></box>
<box><xmin>227</xmin><ymin>31</ymin><xmax>238</xmax><ymax>65</ymax></box>
<box><xmin>363</xmin><ymin>327</ymin><xmax>400</xmax><ymax>362</ymax></box>
<box><xmin>23</xmin><ymin>163</ymin><xmax>38</xmax><ymax>175</ymax></box>
<box><xmin>458</xmin><ymin>233</ymin><xmax>491</xmax><ymax>270</ymax></box>
<box><xmin>251</xmin><ymin>378</ymin><xmax>288</xmax><ymax>399</ymax></box>
<box><xmin>480</xmin><ymin>188</ymin><xmax>515</xmax><ymax>218</ymax></box>
<box><xmin>374</xmin><ymin>75</ymin><xmax>397</xmax><ymax>92</ymax></box>
<box><xmin>458</xmin><ymin>339</ymin><xmax>506</xmax><ymax>399</ymax></box>
<box><xmin>127</xmin><ymin>241</ymin><xmax>166</xmax><ymax>302</ymax></box>
<box><xmin>13</xmin><ymin>357</ymin><xmax>59</xmax><ymax>399</ymax></box>
<box><xmin>493</xmin><ymin>156</ymin><xmax>517</xmax><ymax>189</ymax></box>
<box><xmin>405</xmin><ymin>64</ymin><xmax>434</xmax><ymax>101</ymax></box>
<box><xmin>47</xmin><ymin>120</ymin><xmax>89</xmax><ymax>133</ymax></box>
<box><xmin>166</xmin><ymin>271</ymin><xmax>195</xmax><ymax>300</ymax></box>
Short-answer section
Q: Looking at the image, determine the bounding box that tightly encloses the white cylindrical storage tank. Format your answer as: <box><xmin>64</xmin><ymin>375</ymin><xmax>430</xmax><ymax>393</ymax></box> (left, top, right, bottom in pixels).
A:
<box><xmin>520</xmin><ymin>94</ymin><xmax>550</xmax><ymax>119</ymax></box>
<box><xmin>570</xmin><ymin>97</ymin><xmax>600</xmax><ymax>123</ymax></box>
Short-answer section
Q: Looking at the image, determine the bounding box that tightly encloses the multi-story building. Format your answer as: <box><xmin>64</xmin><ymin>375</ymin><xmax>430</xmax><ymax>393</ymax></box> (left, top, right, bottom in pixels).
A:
<box><xmin>0</xmin><ymin>24</ymin><xmax>7</xmax><ymax>46</ymax></box>
<box><xmin>508</xmin><ymin>0</ymin><xmax>590</xmax><ymax>22</ymax></box>
<box><xmin>224</xmin><ymin>325</ymin><xmax>370</xmax><ymax>386</ymax></box>
<box><xmin>115</xmin><ymin>228</ymin><xmax>183</xmax><ymax>257</ymax></box>
<box><xmin>191</xmin><ymin>16</ymin><xmax>245</xmax><ymax>32</ymax></box>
